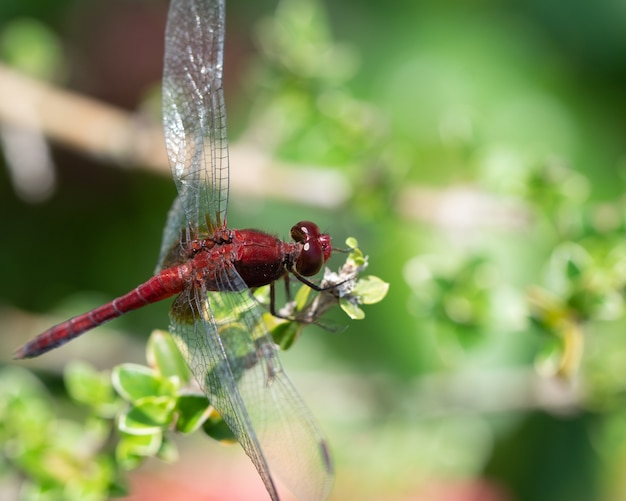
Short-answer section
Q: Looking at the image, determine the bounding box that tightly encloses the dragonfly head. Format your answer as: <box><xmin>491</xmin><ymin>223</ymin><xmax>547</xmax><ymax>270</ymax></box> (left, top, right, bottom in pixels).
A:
<box><xmin>290</xmin><ymin>221</ymin><xmax>332</xmax><ymax>276</ymax></box>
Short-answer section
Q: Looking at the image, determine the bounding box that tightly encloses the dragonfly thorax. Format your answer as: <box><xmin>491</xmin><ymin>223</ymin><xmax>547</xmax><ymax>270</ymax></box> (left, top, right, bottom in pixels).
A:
<box><xmin>210</xmin><ymin>222</ymin><xmax>332</xmax><ymax>289</ymax></box>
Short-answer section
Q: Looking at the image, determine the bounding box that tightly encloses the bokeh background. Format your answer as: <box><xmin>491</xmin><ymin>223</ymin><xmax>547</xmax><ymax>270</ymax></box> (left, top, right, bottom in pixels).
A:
<box><xmin>3</xmin><ymin>0</ymin><xmax>626</xmax><ymax>500</ymax></box>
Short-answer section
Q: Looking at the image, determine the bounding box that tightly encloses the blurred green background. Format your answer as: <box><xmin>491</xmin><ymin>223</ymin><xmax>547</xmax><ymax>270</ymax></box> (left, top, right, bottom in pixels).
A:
<box><xmin>3</xmin><ymin>0</ymin><xmax>626</xmax><ymax>499</ymax></box>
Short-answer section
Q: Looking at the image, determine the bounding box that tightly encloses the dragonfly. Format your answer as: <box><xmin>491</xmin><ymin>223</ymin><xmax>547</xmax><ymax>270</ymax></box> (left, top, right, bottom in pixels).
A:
<box><xmin>14</xmin><ymin>0</ymin><xmax>335</xmax><ymax>499</ymax></box>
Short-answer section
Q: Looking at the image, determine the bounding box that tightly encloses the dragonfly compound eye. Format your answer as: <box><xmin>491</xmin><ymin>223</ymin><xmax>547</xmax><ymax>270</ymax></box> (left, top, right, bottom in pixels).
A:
<box><xmin>290</xmin><ymin>221</ymin><xmax>332</xmax><ymax>276</ymax></box>
<box><xmin>296</xmin><ymin>240</ymin><xmax>324</xmax><ymax>276</ymax></box>
<box><xmin>290</xmin><ymin>221</ymin><xmax>320</xmax><ymax>243</ymax></box>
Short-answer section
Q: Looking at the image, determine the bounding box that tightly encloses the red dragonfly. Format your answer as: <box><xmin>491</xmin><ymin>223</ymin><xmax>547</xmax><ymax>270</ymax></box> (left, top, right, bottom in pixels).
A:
<box><xmin>15</xmin><ymin>0</ymin><xmax>335</xmax><ymax>499</ymax></box>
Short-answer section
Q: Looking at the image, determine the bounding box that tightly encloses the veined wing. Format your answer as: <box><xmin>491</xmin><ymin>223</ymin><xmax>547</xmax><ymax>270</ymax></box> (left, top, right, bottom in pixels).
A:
<box><xmin>170</xmin><ymin>265</ymin><xmax>333</xmax><ymax>501</ymax></box>
<box><xmin>162</xmin><ymin>0</ymin><xmax>229</xmax><ymax>238</ymax></box>
<box><xmin>155</xmin><ymin>196</ymin><xmax>185</xmax><ymax>273</ymax></box>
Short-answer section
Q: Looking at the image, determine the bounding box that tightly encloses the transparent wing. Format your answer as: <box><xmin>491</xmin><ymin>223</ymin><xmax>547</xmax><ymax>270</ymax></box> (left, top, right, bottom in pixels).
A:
<box><xmin>170</xmin><ymin>265</ymin><xmax>333</xmax><ymax>501</ymax></box>
<box><xmin>162</xmin><ymin>1</ymin><xmax>332</xmax><ymax>498</ymax></box>
<box><xmin>155</xmin><ymin>196</ymin><xmax>185</xmax><ymax>273</ymax></box>
<box><xmin>162</xmin><ymin>0</ymin><xmax>229</xmax><ymax>237</ymax></box>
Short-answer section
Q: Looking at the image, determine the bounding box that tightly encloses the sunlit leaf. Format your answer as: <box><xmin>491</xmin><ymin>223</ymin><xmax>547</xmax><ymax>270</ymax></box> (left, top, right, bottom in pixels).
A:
<box><xmin>112</xmin><ymin>364</ymin><xmax>175</xmax><ymax>402</ymax></box>
<box><xmin>0</xmin><ymin>18</ymin><xmax>65</xmax><ymax>80</ymax></box>
<box><xmin>118</xmin><ymin>396</ymin><xmax>175</xmax><ymax>434</ymax></box>
<box><xmin>202</xmin><ymin>411</ymin><xmax>236</xmax><ymax>443</ymax></box>
<box><xmin>175</xmin><ymin>394</ymin><xmax>211</xmax><ymax>434</ymax></box>
<box><xmin>346</xmin><ymin>240</ymin><xmax>366</xmax><ymax>267</ymax></box>
<box><xmin>253</xmin><ymin>285</ymin><xmax>271</xmax><ymax>305</ymax></box>
<box><xmin>340</xmin><ymin>297</ymin><xmax>365</xmax><ymax>320</ymax></box>
<box><xmin>269</xmin><ymin>318</ymin><xmax>302</xmax><ymax>350</ymax></box>
<box><xmin>294</xmin><ymin>282</ymin><xmax>312</xmax><ymax>310</ymax></box>
<box><xmin>353</xmin><ymin>276</ymin><xmax>390</xmax><ymax>304</ymax></box>
<box><xmin>147</xmin><ymin>330</ymin><xmax>190</xmax><ymax>384</ymax></box>
<box><xmin>116</xmin><ymin>433</ymin><xmax>162</xmax><ymax>470</ymax></box>
<box><xmin>64</xmin><ymin>361</ymin><xmax>119</xmax><ymax>417</ymax></box>
<box><xmin>345</xmin><ymin>236</ymin><xmax>359</xmax><ymax>249</ymax></box>
<box><xmin>156</xmin><ymin>436</ymin><xmax>179</xmax><ymax>463</ymax></box>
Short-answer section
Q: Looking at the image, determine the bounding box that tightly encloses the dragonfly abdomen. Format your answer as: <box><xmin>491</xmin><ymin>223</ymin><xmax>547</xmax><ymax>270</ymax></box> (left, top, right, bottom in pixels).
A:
<box><xmin>14</xmin><ymin>266</ymin><xmax>188</xmax><ymax>359</ymax></box>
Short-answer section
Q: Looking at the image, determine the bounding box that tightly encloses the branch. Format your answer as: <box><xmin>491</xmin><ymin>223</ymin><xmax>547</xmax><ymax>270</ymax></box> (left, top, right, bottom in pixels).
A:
<box><xmin>0</xmin><ymin>64</ymin><xmax>530</xmax><ymax>228</ymax></box>
<box><xmin>0</xmin><ymin>64</ymin><xmax>349</xmax><ymax>209</ymax></box>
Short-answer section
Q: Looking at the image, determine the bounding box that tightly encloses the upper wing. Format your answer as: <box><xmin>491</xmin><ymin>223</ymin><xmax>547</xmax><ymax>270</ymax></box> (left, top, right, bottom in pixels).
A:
<box><xmin>169</xmin><ymin>264</ymin><xmax>333</xmax><ymax>501</ymax></box>
<box><xmin>162</xmin><ymin>0</ymin><xmax>229</xmax><ymax>238</ymax></box>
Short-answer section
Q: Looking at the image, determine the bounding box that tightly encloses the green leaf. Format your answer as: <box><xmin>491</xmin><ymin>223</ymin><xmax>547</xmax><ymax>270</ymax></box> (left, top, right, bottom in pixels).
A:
<box><xmin>108</xmin><ymin>475</ymin><xmax>130</xmax><ymax>498</ymax></box>
<box><xmin>0</xmin><ymin>18</ymin><xmax>65</xmax><ymax>80</ymax></box>
<box><xmin>535</xmin><ymin>333</ymin><xmax>565</xmax><ymax>375</ymax></box>
<box><xmin>175</xmin><ymin>394</ymin><xmax>211</xmax><ymax>434</ymax></box>
<box><xmin>346</xmin><ymin>240</ymin><xmax>367</xmax><ymax>267</ymax></box>
<box><xmin>566</xmin><ymin>258</ymin><xmax>583</xmax><ymax>281</ymax></box>
<box><xmin>269</xmin><ymin>319</ymin><xmax>302</xmax><ymax>350</ymax></box>
<box><xmin>116</xmin><ymin>433</ymin><xmax>162</xmax><ymax>470</ymax></box>
<box><xmin>353</xmin><ymin>276</ymin><xmax>390</xmax><ymax>304</ymax></box>
<box><xmin>253</xmin><ymin>285</ymin><xmax>271</xmax><ymax>305</ymax></box>
<box><xmin>156</xmin><ymin>436</ymin><xmax>179</xmax><ymax>463</ymax></box>
<box><xmin>340</xmin><ymin>297</ymin><xmax>365</xmax><ymax>320</ymax></box>
<box><xmin>112</xmin><ymin>364</ymin><xmax>174</xmax><ymax>402</ymax></box>
<box><xmin>345</xmin><ymin>236</ymin><xmax>359</xmax><ymax>249</ymax></box>
<box><xmin>118</xmin><ymin>396</ymin><xmax>176</xmax><ymax>434</ymax></box>
<box><xmin>64</xmin><ymin>361</ymin><xmax>118</xmax><ymax>417</ymax></box>
<box><xmin>202</xmin><ymin>412</ymin><xmax>236</xmax><ymax>443</ymax></box>
<box><xmin>294</xmin><ymin>282</ymin><xmax>312</xmax><ymax>311</ymax></box>
<box><xmin>146</xmin><ymin>330</ymin><xmax>190</xmax><ymax>384</ymax></box>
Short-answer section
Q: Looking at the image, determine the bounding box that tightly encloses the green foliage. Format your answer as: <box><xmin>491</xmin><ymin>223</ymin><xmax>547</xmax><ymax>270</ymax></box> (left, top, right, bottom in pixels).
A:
<box><xmin>0</xmin><ymin>18</ymin><xmax>66</xmax><ymax>81</ymax></box>
<box><xmin>2</xmin><ymin>329</ymin><xmax>233</xmax><ymax>496</ymax></box>
<box><xmin>253</xmin><ymin>0</ymin><xmax>362</xmax><ymax>166</ymax></box>
<box><xmin>111</xmin><ymin>330</ymin><xmax>211</xmax><ymax>470</ymax></box>
<box><xmin>249</xmin><ymin>0</ymin><xmax>396</xmax><ymax>220</ymax></box>
<box><xmin>0</xmin><ymin>366</ymin><xmax>124</xmax><ymax>500</ymax></box>
<box><xmin>338</xmin><ymin>238</ymin><xmax>389</xmax><ymax>320</ymax></box>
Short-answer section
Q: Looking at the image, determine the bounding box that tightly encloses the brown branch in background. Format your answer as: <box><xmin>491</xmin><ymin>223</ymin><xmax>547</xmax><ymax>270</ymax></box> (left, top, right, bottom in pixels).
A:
<box><xmin>397</xmin><ymin>185</ymin><xmax>530</xmax><ymax>232</ymax></box>
<box><xmin>0</xmin><ymin>64</ymin><xmax>166</xmax><ymax>172</ymax></box>
<box><xmin>0</xmin><ymin>64</ymin><xmax>349</xmax><ymax>209</ymax></box>
<box><xmin>0</xmin><ymin>64</ymin><xmax>529</xmax><ymax>228</ymax></box>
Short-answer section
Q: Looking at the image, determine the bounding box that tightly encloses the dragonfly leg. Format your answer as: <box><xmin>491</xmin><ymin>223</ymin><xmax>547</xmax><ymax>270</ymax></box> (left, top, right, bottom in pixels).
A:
<box><xmin>290</xmin><ymin>267</ymin><xmax>349</xmax><ymax>292</ymax></box>
<box><xmin>268</xmin><ymin>273</ymin><xmax>337</xmax><ymax>322</ymax></box>
<box><xmin>268</xmin><ymin>279</ymin><xmax>282</xmax><ymax>318</ymax></box>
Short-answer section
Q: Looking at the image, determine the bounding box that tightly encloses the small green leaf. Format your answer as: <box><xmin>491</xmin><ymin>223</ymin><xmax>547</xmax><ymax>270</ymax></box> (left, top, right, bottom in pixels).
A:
<box><xmin>294</xmin><ymin>283</ymin><xmax>312</xmax><ymax>311</ymax></box>
<box><xmin>0</xmin><ymin>19</ymin><xmax>65</xmax><ymax>80</ymax></box>
<box><xmin>253</xmin><ymin>285</ymin><xmax>271</xmax><ymax>305</ymax></box>
<box><xmin>156</xmin><ymin>435</ymin><xmax>179</xmax><ymax>463</ymax></box>
<box><xmin>566</xmin><ymin>258</ymin><xmax>583</xmax><ymax>281</ymax></box>
<box><xmin>116</xmin><ymin>433</ymin><xmax>162</xmax><ymax>470</ymax></box>
<box><xmin>108</xmin><ymin>475</ymin><xmax>130</xmax><ymax>498</ymax></box>
<box><xmin>345</xmin><ymin>236</ymin><xmax>359</xmax><ymax>249</ymax></box>
<box><xmin>264</xmin><ymin>312</ymin><xmax>302</xmax><ymax>350</ymax></box>
<box><xmin>340</xmin><ymin>298</ymin><xmax>365</xmax><ymax>320</ymax></box>
<box><xmin>535</xmin><ymin>335</ymin><xmax>565</xmax><ymax>375</ymax></box>
<box><xmin>353</xmin><ymin>276</ymin><xmax>390</xmax><ymax>304</ymax></box>
<box><xmin>146</xmin><ymin>330</ymin><xmax>190</xmax><ymax>384</ymax></box>
<box><xmin>175</xmin><ymin>394</ymin><xmax>211</xmax><ymax>433</ymax></box>
<box><xmin>269</xmin><ymin>319</ymin><xmax>302</xmax><ymax>350</ymax></box>
<box><xmin>112</xmin><ymin>364</ymin><xmax>172</xmax><ymax>402</ymax></box>
<box><xmin>202</xmin><ymin>412</ymin><xmax>236</xmax><ymax>443</ymax></box>
<box><xmin>64</xmin><ymin>361</ymin><xmax>118</xmax><ymax>416</ymax></box>
<box><xmin>116</xmin><ymin>451</ymin><xmax>143</xmax><ymax>471</ymax></box>
<box><xmin>118</xmin><ymin>396</ymin><xmax>176</xmax><ymax>434</ymax></box>
<box><xmin>347</xmin><ymin>244</ymin><xmax>366</xmax><ymax>267</ymax></box>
